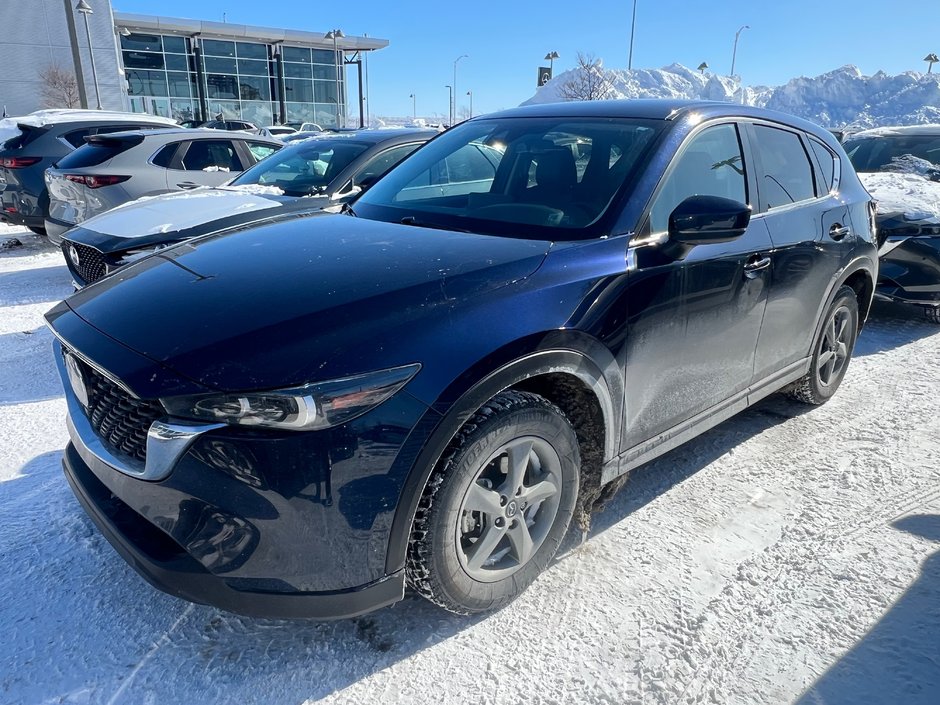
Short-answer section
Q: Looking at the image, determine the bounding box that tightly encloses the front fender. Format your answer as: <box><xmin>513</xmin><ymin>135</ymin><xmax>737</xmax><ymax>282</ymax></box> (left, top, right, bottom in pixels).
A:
<box><xmin>384</xmin><ymin>332</ymin><xmax>621</xmax><ymax>576</ymax></box>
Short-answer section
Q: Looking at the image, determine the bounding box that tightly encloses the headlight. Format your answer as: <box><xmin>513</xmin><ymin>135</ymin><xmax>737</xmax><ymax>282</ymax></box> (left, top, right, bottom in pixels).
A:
<box><xmin>160</xmin><ymin>363</ymin><xmax>421</xmax><ymax>431</ymax></box>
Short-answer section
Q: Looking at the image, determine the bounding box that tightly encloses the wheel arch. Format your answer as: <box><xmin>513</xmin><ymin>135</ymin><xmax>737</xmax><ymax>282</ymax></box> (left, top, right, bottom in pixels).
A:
<box><xmin>385</xmin><ymin>331</ymin><xmax>621</xmax><ymax>575</ymax></box>
<box><xmin>810</xmin><ymin>255</ymin><xmax>877</xmax><ymax>351</ymax></box>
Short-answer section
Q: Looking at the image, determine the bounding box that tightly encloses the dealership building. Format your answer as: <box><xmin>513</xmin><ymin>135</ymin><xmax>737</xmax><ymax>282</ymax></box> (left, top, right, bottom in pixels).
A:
<box><xmin>0</xmin><ymin>0</ymin><xmax>388</xmax><ymax>127</ymax></box>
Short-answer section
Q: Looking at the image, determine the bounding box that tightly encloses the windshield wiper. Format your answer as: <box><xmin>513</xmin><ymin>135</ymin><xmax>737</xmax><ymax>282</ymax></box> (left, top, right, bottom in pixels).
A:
<box><xmin>399</xmin><ymin>215</ymin><xmax>470</xmax><ymax>233</ymax></box>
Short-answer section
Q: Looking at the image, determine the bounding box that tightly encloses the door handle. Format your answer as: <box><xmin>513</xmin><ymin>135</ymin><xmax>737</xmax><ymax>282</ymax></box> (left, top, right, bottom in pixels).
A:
<box><xmin>829</xmin><ymin>223</ymin><xmax>851</xmax><ymax>240</ymax></box>
<box><xmin>744</xmin><ymin>255</ymin><xmax>770</xmax><ymax>279</ymax></box>
<box><xmin>177</xmin><ymin>181</ymin><xmax>200</xmax><ymax>190</ymax></box>
<box><xmin>744</xmin><ymin>255</ymin><xmax>771</xmax><ymax>278</ymax></box>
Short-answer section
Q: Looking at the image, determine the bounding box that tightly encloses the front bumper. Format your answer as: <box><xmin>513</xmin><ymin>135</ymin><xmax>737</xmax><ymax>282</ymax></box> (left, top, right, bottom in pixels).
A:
<box><xmin>62</xmin><ymin>442</ymin><xmax>405</xmax><ymax>619</ymax></box>
<box><xmin>48</xmin><ymin>329</ymin><xmax>433</xmax><ymax>619</ymax></box>
<box><xmin>877</xmin><ymin>235</ymin><xmax>940</xmax><ymax>306</ymax></box>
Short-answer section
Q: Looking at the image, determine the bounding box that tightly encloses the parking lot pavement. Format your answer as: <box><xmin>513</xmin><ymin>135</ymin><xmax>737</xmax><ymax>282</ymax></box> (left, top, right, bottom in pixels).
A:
<box><xmin>1</xmin><ymin>226</ymin><xmax>938</xmax><ymax>705</ymax></box>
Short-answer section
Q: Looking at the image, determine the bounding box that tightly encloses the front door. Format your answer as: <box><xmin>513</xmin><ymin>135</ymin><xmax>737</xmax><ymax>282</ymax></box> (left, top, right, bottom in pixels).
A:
<box><xmin>622</xmin><ymin>122</ymin><xmax>773</xmax><ymax>454</ymax></box>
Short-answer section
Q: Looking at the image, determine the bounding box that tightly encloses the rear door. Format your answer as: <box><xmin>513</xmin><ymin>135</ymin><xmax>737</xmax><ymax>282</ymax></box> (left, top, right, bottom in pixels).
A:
<box><xmin>169</xmin><ymin>139</ymin><xmax>245</xmax><ymax>189</ymax></box>
<box><xmin>622</xmin><ymin>122</ymin><xmax>773</xmax><ymax>453</ymax></box>
<box><xmin>745</xmin><ymin>123</ymin><xmax>847</xmax><ymax>381</ymax></box>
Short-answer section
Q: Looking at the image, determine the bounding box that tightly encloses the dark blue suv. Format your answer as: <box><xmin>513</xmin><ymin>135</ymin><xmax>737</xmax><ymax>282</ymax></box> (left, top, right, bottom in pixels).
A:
<box><xmin>46</xmin><ymin>100</ymin><xmax>877</xmax><ymax>618</ymax></box>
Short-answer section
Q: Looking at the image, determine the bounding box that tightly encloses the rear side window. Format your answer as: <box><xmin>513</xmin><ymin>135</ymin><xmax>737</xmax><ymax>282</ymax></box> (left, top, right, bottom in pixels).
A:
<box><xmin>56</xmin><ymin>141</ymin><xmax>136</xmax><ymax>169</ymax></box>
<box><xmin>180</xmin><ymin>140</ymin><xmax>243</xmax><ymax>171</ymax></box>
<box><xmin>752</xmin><ymin>125</ymin><xmax>816</xmax><ymax>209</ymax></box>
<box><xmin>809</xmin><ymin>138</ymin><xmax>838</xmax><ymax>192</ymax></box>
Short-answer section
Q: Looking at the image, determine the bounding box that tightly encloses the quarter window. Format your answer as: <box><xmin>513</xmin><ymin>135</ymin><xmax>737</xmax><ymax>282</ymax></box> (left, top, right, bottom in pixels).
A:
<box><xmin>650</xmin><ymin>123</ymin><xmax>747</xmax><ymax>233</ymax></box>
<box><xmin>752</xmin><ymin>125</ymin><xmax>816</xmax><ymax>209</ymax></box>
<box><xmin>809</xmin><ymin>138</ymin><xmax>838</xmax><ymax>193</ymax></box>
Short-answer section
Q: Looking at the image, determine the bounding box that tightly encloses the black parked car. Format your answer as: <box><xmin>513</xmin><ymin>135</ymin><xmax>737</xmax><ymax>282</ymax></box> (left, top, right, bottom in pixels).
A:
<box><xmin>46</xmin><ymin>100</ymin><xmax>877</xmax><ymax>619</ymax></box>
<box><xmin>60</xmin><ymin>128</ymin><xmax>437</xmax><ymax>287</ymax></box>
<box><xmin>0</xmin><ymin>111</ymin><xmax>176</xmax><ymax>234</ymax></box>
<box><xmin>842</xmin><ymin>125</ymin><xmax>940</xmax><ymax>323</ymax></box>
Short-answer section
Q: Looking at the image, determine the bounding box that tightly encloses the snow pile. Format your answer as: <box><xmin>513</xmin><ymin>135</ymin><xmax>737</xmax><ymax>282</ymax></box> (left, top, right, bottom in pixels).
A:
<box><xmin>0</xmin><ymin>109</ymin><xmax>177</xmax><ymax>146</ymax></box>
<box><xmin>525</xmin><ymin>64</ymin><xmax>940</xmax><ymax>129</ymax></box>
<box><xmin>859</xmin><ymin>171</ymin><xmax>940</xmax><ymax>219</ymax></box>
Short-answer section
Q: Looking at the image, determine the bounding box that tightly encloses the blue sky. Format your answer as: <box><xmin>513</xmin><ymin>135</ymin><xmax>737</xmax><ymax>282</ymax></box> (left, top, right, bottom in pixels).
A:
<box><xmin>116</xmin><ymin>0</ymin><xmax>939</xmax><ymax>119</ymax></box>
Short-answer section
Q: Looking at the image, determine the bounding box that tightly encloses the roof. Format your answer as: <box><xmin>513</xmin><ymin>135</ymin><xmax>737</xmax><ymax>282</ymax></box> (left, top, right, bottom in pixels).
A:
<box><xmin>86</xmin><ymin>128</ymin><xmax>282</xmax><ymax>144</ymax></box>
<box><xmin>113</xmin><ymin>12</ymin><xmax>388</xmax><ymax>52</ymax></box>
<box><xmin>481</xmin><ymin>99</ymin><xmax>839</xmax><ymax>146</ymax></box>
<box><xmin>280</xmin><ymin>128</ymin><xmax>438</xmax><ymax>146</ymax></box>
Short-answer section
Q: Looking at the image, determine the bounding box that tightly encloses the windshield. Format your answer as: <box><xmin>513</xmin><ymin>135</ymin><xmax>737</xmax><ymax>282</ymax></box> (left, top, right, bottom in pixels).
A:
<box><xmin>843</xmin><ymin>134</ymin><xmax>940</xmax><ymax>175</ymax></box>
<box><xmin>231</xmin><ymin>138</ymin><xmax>370</xmax><ymax>196</ymax></box>
<box><xmin>354</xmin><ymin>116</ymin><xmax>663</xmax><ymax>239</ymax></box>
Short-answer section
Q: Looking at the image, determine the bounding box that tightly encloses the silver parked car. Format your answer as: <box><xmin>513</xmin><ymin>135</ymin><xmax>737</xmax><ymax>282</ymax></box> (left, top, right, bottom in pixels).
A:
<box><xmin>44</xmin><ymin>128</ymin><xmax>281</xmax><ymax>242</ymax></box>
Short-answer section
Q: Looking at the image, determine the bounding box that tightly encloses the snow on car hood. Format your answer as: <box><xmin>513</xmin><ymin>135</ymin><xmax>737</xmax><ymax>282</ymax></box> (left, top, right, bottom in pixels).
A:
<box><xmin>859</xmin><ymin>172</ymin><xmax>940</xmax><ymax>222</ymax></box>
<box><xmin>79</xmin><ymin>187</ymin><xmax>286</xmax><ymax>238</ymax></box>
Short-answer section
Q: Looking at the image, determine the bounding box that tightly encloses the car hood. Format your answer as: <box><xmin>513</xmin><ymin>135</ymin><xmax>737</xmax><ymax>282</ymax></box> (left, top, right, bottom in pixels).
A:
<box><xmin>859</xmin><ymin>171</ymin><xmax>940</xmax><ymax>225</ymax></box>
<box><xmin>67</xmin><ymin>186</ymin><xmax>328</xmax><ymax>254</ymax></box>
<box><xmin>62</xmin><ymin>212</ymin><xmax>551</xmax><ymax>393</ymax></box>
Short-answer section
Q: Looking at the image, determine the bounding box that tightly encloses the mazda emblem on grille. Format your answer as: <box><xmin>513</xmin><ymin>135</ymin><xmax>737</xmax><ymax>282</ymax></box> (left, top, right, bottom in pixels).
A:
<box><xmin>68</xmin><ymin>245</ymin><xmax>81</xmax><ymax>267</ymax></box>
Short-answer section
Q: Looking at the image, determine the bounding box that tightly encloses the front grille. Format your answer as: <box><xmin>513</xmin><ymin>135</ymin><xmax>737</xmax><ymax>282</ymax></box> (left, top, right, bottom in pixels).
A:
<box><xmin>64</xmin><ymin>242</ymin><xmax>108</xmax><ymax>284</ymax></box>
<box><xmin>80</xmin><ymin>361</ymin><xmax>164</xmax><ymax>462</ymax></box>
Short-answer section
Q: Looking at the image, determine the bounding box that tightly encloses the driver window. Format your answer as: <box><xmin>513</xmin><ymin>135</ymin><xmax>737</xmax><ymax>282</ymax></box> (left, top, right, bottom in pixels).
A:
<box><xmin>649</xmin><ymin>124</ymin><xmax>747</xmax><ymax>234</ymax></box>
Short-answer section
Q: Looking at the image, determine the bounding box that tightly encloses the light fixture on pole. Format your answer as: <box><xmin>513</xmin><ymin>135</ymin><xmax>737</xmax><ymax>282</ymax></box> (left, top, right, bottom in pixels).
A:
<box><xmin>119</xmin><ymin>26</ymin><xmax>131</xmax><ymax>37</ymax></box>
<box><xmin>466</xmin><ymin>90</ymin><xmax>473</xmax><ymax>119</ymax></box>
<box><xmin>925</xmin><ymin>53</ymin><xmax>939</xmax><ymax>74</ymax></box>
<box><xmin>75</xmin><ymin>0</ymin><xmax>102</xmax><ymax>109</ymax></box>
<box><xmin>445</xmin><ymin>85</ymin><xmax>452</xmax><ymax>126</ymax></box>
<box><xmin>453</xmin><ymin>54</ymin><xmax>467</xmax><ymax>124</ymax></box>
<box><xmin>325</xmin><ymin>29</ymin><xmax>345</xmax><ymax>127</ymax></box>
<box><xmin>544</xmin><ymin>51</ymin><xmax>559</xmax><ymax>77</ymax></box>
<box><xmin>730</xmin><ymin>24</ymin><xmax>749</xmax><ymax>77</ymax></box>
<box><xmin>697</xmin><ymin>61</ymin><xmax>708</xmax><ymax>74</ymax></box>
<box><xmin>409</xmin><ymin>93</ymin><xmax>416</xmax><ymax>120</ymax></box>
<box><xmin>628</xmin><ymin>0</ymin><xmax>638</xmax><ymax>70</ymax></box>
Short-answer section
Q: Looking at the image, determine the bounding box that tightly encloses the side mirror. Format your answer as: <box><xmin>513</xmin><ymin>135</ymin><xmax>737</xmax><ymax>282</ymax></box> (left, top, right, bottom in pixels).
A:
<box><xmin>668</xmin><ymin>195</ymin><xmax>751</xmax><ymax>245</ymax></box>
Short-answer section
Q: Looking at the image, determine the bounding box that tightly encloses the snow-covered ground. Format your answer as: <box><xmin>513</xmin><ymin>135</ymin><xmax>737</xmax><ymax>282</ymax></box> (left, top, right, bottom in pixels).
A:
<box><xmin>1</xmin><ymin>223</ymin><xmax>939</xmax><ymax>704</ymax></box>
<box><xmin>525</xmin><ymin>63</ymin><xmax>940</xmax><ymax>130</ymax></box>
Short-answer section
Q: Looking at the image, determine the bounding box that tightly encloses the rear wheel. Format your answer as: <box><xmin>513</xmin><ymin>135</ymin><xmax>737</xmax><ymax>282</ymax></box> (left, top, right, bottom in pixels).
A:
<box><xmin>924</xmin><ymin>306</ymin><xmax>940</xmax><ymax>325</ymax></box>
<box><xmin>407</xmin><ymin>390</ymin><xmax>579</xmax><ymax>614</ymax></box>
<box><xmin>788</xmin><ymin>285</ymin><xmax>859</xmax><ymax>405</ymax></box>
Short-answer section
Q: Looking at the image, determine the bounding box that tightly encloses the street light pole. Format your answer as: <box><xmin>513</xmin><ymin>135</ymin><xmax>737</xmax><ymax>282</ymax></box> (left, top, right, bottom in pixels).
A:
<box><xmin>409</xmin><ymin>93</ymin><xmax>416</xmax><ymax>120</ymax></box>
<box><xmin>467</xmin><ymin>90</ymin><xmax>472</xmax><ymax>119</ymax></box>
<box><xmin>75</xmin><ymin>0</ymin><xmax>101</xmax><ymax>109</ymax></box>
<box><xmin>730</xmin><ymin>24</ymin><xmax>749</xmax><ymax>77</ymax></box>
<box><xmin>628</xmin><ymin>0</ymin><xmax>638</xmax><ymax>71</ymax></box>
<box><xmin>544</xmin><ymin>50</ymin><xmax>559</xmax><ymax>77</ymax></box>
<box><xmin>325</xmin><ymin>29</ymin><xmax>345</xmax><ymax>127</ymax></box>
<box><xmin>453</xmin><ymin>54</ymin><xmax>467</xmax><ymax>124</ymax></box>
<box><xmin>445</xmin><ymin>85</ymin><xmax>452</xmax><ymax>126</ymax></box>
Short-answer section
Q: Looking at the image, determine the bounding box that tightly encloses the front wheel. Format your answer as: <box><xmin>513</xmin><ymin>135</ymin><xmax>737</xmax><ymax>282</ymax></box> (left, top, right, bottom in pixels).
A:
<box><xmin>407</xmin><ymin>390</ymin><xmax>579</xmax><ymax>614</ymax></box>
<box><xmin>788</xmin><ymin>285</ymin><xmax>859</xmax><ymax>405</ymax></box>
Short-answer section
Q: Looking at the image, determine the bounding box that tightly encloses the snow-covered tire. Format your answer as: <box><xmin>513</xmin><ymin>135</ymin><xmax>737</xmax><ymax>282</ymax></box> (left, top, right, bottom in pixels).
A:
<box><xmin>924</xmin><ymin>306</ymin><xmax>940</xmax><ymax>325</ymax></box>
<box><xmin>788</xmin><ymin>285</ymin><xmax>859</xmax><ymax>405</ymax></box>
<box><xmin>406</xmin><ymin>390</ymin><xmax>579</xmax><ymax>615</ymax></box>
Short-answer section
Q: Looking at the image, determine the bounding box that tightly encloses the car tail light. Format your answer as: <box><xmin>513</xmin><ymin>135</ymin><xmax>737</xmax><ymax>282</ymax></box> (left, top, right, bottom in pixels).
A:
<box><xmin>64</xmin><ymin>174</ymin><xmax>130</xmax><ymax>189</ymax></box>
<box><xmin>0</xmin><ymin>156</ymin><xmax>41</xmax><ymax>168</ymax></box>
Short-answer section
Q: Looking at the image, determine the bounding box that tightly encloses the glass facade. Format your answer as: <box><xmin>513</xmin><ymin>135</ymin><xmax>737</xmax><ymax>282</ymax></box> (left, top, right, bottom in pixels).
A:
<box><xmin>121</xmin><ymin>32</ymin><xmax>346</xmax><ymax>127</ymax></box>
